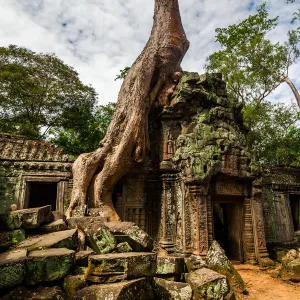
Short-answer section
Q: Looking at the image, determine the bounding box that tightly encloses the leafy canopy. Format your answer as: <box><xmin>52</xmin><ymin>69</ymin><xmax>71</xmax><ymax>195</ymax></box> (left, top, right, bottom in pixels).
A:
<box><xmin>205</xmin><ymin>3</ymin><xmax>300</xmax><ymax>104</ymax></box>
<box><xmin>0</xmin><ymin>45</ymin><xmax>97</xmax><ymax>139</ymax></box>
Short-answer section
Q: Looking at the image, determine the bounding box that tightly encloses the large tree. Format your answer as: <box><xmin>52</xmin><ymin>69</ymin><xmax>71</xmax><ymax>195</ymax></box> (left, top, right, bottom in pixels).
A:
<box><xmin>66</xmin><ymin>0</ymin><xmax>189</xmax><ymax>219</ymax></box>
<box><xmin>0</xmin><ymin>45</ymin><xmax>97</xmax><ymax>139</ymax></box>
<box><xmin>205</xmin><ymin>4</ymin><xmax>300</xmax><ymax>106</ymax></box>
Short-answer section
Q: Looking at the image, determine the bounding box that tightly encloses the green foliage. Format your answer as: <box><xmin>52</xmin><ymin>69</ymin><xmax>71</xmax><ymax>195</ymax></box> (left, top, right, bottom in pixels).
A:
<box><xmin>205</xmin><ymin>3</ymin><xmax>300</xmax><ymax>104</ymax></box>
<box><xmin>243</xmin><ymin>101</ymin><xmax>300</xmax><ymax>166</ymax></box>
<box><xmin>114</xmin><ymin>67</ymin><xmax>130</xmax><ymax>81</ymax></box>
<box><xmin>50</xmin><ymin>102</ymin><xmax>116</xmax><ymax>154</ymax></box>
<box><xmin>0</xmin><ymin>45</ymin><xmax>97</xmax><ymax>139</ymax></box>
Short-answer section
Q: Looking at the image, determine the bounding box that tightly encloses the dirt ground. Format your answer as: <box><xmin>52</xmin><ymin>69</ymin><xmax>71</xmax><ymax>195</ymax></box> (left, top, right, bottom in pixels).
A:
<box><xmin>235</xmin><ymin>264</ymin><xmax>300</xmax><ymax>300</ymax></box>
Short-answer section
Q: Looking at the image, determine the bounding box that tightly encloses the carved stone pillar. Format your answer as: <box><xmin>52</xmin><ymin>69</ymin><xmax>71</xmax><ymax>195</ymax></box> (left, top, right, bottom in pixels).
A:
<box><xmin>159</xmin><ymin>173</ymin><xmax>177</xmax><ymax>253</ymax></box>
<box><xmin>244</xmin><ymin>197</ymin><xmax>256</xmax><ymax>264</ymax></box>
<box><xmin>189</xmin><ymin>185</ymin><xmax>209</xmax><ymax>256</ymax></box>
<box><xmin>251</xmin><ymin>183</ymin><xmax>274</xmax><ymax>266</ymax></box>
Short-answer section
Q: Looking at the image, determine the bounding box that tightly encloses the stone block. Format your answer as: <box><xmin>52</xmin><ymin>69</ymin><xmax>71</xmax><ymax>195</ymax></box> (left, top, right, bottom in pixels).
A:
<box><xmin>156</xmin><ymin>255</ymin><xmax>185</xmax><ymax>275</ymax></box>
<box><xmin>0</xmin><ymin>205</ymin><xmax>52</xmax><ymax>230</ymax></box>
<box><xmin>87</xmin><ymin>252</ymin><xmax>157</xmax><ymax>283</ymax></box>
<box><xmin>63</xmin><ymin>275</ymin><xmax>86</xmax><ymax>298</ymax></box>
<box><xmin>84</xmin><ymin>222</ymin><xmax>117</xmax><ymax>254</ymax></box>
<box><xmin>152</xmin><ymin>277</ymin><xmax>192</xmax><ymax>300</ymax></box>
<box><xmin>25</xmin><ymin>248</ymin><xmax>75</xmax><ymax>285</ymax></box>
<box><xmin>207</xmin><ymin>240</ymin><xmax>246</xmax><ymax>293</ymax></box>
<box><xmin>66</xmin><ymin>216</ymin><xmax>106</xmax><ymax>229</ymax></box>
<box><xmin>281</xmin><ymin>257</ymin><xmax>300</xmax><ymax>282</ymax></box>
<box><xmin>185</xmin><ymin>255</ymin><xmax>207</xmax><ymax>273</ymax></box>
<box><xmin>0</xmin><ymin>249</ymin><xmax>27</xmax><ymax>289</ymax></box>
<box><xmin>105</xmin><ymin>221</ymin><xmax>153</xmax><ymax>251</ymax></box>
<box><xmin>116</xmin><ymin>242</ymin><xmax>133</xmax><ymax>253</ymax></box>
<box><xmin>16</xmin><ymin>229</ymin><xmax>78</xmax><ymax>251</ymax></box>
<box><xmin>186</xmin><ymin>268</ymin><xmax>230</xmax><ymax>300</ymax></box>
<box><xmin>75</xmin><ymin>250</ymin><xmax>94</xmax><ymax>267</ymax></box>
<box><xmin>39</xmin><ymin>219</ymin><xmax>68</xmax><ymax>233</ymax></box>
<box><xmin>0</xmin><ymin>229</ymin><xmax>25</xmax><ymax>249</ymax></box>
<box><xmin>74</xmin><ymin>278</ymin><xmax>154</xmax><ymax>300</ymax></box>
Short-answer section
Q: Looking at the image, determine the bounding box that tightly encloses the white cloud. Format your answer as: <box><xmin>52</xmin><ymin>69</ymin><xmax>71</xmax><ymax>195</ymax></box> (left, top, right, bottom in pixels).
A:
<box><xmin>0</xmin><ymin>0</ymin><xmax>298</xmax><ymax>105</ymax></box>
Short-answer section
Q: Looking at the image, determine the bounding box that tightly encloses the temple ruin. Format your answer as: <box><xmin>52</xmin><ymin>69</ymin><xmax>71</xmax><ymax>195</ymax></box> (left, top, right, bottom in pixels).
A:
<box><xmin>1</xmin><ymin>73</ymin><xmax>300</xmax><ymax>267</ymax></box>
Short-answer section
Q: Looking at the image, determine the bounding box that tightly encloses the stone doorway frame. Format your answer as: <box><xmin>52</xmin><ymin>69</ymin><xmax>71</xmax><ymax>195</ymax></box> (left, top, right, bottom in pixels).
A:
<box><xmin>18</xmin><ymin>175</ymin><xmax>68</xmax><ymax>213</ymax></box>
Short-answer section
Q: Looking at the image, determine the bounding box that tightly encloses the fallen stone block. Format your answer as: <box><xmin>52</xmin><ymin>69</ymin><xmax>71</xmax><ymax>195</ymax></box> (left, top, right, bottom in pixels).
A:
<box><xmin>25</xmin><ymin>248</ymin><xmax>75</xmax><ymax>285</ymax></box>
<box><xmin>156</xmin><ymin>255</ymin><xmax>185</xmax><ymax>276</ymax></box>
<box><xmin>152</xmin><ymin>277</ymin><xmax>192</xmax><ymax>300</ymax></box>
<box><xmin>66</xmin><ymin>216</ymin><xmax>106</xmax><ymax>230</ymax></box>
<box><xmin>0</xmin><ymin>206</ymin><xmax>53</xmax><ymax>230</ymax></box>
<box><xmin>2</xmin><ymin>285</ymin><xmax>68</xmax><ymax>300</ymax></box>
<box><xmin>281</xmin><ymin>257</ymin><xmax>300</xmax><ymax>282</ymax></box>
<box><xmin>84</xmin><ymin>221</ymin><xmax>117</xmax><ymax>254</ymax></box>
<box><xmin>207</xmin><ymin>240</ymin><xmax>246</xmax><ymax>293</ymax></box>
<box><xmin>0</xmin><ymin>229</ymin><xmax>25</xmax><ymax>249</ymax></box>
<box><xmin>0</xmin><ymin>249</ymin><xmax>27</xmax><ymax>289</ymax></box>
<box><xmin>87</xmin><ymin>252</ymin><xmax>157</xmax><ymax>283</ymax></box>
<box><xmin>39</xmin><ymin>219</ymin><xmax>68</xmax><ymax>233</ymax></box>
<box><xmin>52</xmin><ymin>210</ymin><xmax>65</xmax><ymax>221</ymax></box>
<box><xmin>184</xmin><ymin>254</ymin><xmax>207</xmax><ymax>272</ymax></box>
<box><xmin>16</xmin><ymin>229</ymin><xmax>78</xmax><ymax>251</ymax></box>
<box><xmin>75</xmin><ymin>250</ymin><xmax>94</xmax><ymax>267</ymax></box>
<box><xmin>74</xmin><ymin>278</ymin><xmax>154</xmax><ymax>300</ymax></box>
<box><xmin>105</xmin><ymin>221</ymin><xmax>153</xmax><ymax>251</ymax></box>
<box><xmin>63</xmin><ymin>275</ymin><xmax>86</xmax><ymax>298</ymax></box>
<box><xmin>186</xmin><ymin>268</ymin><xmax>230</xmax><ymax>300</ymax></box>
<box><xmin>116</xmin><ymin>242</ymin><xmax>133</xmax><ymax>253</ymax></box>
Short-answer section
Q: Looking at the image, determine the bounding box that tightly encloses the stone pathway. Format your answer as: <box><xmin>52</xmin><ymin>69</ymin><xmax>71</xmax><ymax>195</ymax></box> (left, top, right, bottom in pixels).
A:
<box><xmin>235</xmin><ymin>264</ymin><xmax>300</xmax><ymax>300</ymax></box>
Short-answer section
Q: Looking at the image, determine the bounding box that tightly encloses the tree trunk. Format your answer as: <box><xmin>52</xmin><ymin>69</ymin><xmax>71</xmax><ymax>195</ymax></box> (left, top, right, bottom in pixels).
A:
<box><xmin>284</xmin><ymin>76</ymin><xmax>300</xmax><ymax>108</ymax></box>
<box><xmin>66</xmin><ymin>0</ymin><xmax>189</xmax><ymax>220</ymax></box>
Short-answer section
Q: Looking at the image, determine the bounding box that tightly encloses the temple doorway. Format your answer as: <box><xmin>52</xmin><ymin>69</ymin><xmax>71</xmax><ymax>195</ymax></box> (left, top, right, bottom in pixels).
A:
<box><xmin>289</xmin><ymin>194</ymin><xmax>300</xmax><ymax>232</ymax></box>
<box><xmin>26</xmin><ymin>182</ymin><xmax>57</xmax><ymax>210</ymax></box>
<box><xmin>212</xmin><ymin>195</ymin><xmax>244</xmax><ymax>262</ymax></box>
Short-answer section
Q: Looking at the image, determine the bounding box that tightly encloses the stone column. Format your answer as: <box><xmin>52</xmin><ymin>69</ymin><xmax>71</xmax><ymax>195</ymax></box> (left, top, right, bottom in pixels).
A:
<box><xmin>189</xmin><ymin>185</ymin><xmax>209</xmax><ymax>257</ymax></box>
<box><xmin>159</xmin><ymin>172</ymin><xmax>177</xmax><ymax>253</ymax></box>
<box><xmin>251</xmin><ymin>183</ymin><xmax>274</xmax><ymax>266</ymax></box>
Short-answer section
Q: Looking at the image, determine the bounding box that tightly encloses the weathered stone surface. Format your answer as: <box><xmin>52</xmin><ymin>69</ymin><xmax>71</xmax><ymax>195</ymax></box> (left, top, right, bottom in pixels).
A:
<box><xmin>74</xmin><ymin>278</ymin><xmax>154</xmax><ymax>300</ymax></box>
<box><xmin>152</xmin><ymin>277</ymin><xmax>192</xmax><ymax>300</ymax></box>
<box><xmin>39</xmin><ymin>219</ymin><xmax>68</xmax><ymax>233</ymax></box>
<box><xmin>66</xmin><ymin>216</ymin><xmax>106</xmax><ymax>229</ymax></box>
<box><xmin>52</xmin><ymin>210</ymin><xmax>65</xmax><ymax>221</ymax></box>
<box><xmin>186</xmin><ymin>268</ymin><xmax>230</xmax><ymax>300</ymax></box>
<box><xmin>75</xmin><ymin>250</ymin><xmax>94</xmax><ymax>266</ymax></box>
<box><xmin>0</xmin><ymin>206</ymin><xmax>53</xmax><ymax>230</ymax></box>
<box><xmin>2</xmin><ymin>286</ymin><xmax>68</xmax><ymax>300</ymax></box>
<box><xmin>63</xmin><ymin>275</ymin><xmax>86</xmax><ymax>298</ymax></box>
<box><xmin>105</xmin><ymin>221</ymin><xmax>153</xmax><ymax>251</ymax></box>
<box><xmin>0</xmin><ymin>249</ymin><xmax>27</xmax><ymax>289</ymax></box>
<box><xmin>16</xmin><ymin>229</ymin><xmax>78</xmax><ymax>251</ymax></box>
<box><xmin>84</xmin><ymin>221</ymin><xmax>117</xmax><ymax>254</ymax></box>
<box><xmin>0</xmin><ymin>229</ymin><xmax>25</xmax><ymax>249</ymax></box>
<box><xmin>87</xmin><ymin>252</ymin><xmax>157</xmax><ymax>283</ymax></box>
<box><xmin>116</xmin><ymin>242</ymin><xmax>133</xmax><ymax>253</ymax></box>
<box><xmin>184</xmin><ymin>255</ymin><xmax>207</xmax><ymax>273</ymax></box>
<box><xmin>25</xmin><ymin>248</ymin><xmax>75</xmax><ymax>285</ymax></box>
<box><xmin>207</xmin><ymin>240</ymin><xmax>246</xmax><ymax>293</ymax></box>
<box><xmin>156</xmin><ymin>255</ymin><xmax>185</xmax><ymax>275</ymax></box>
<box><xmin>281</xmin><ymin>249</ymin><xmax>300</xmax><ymax>282</ymax></box>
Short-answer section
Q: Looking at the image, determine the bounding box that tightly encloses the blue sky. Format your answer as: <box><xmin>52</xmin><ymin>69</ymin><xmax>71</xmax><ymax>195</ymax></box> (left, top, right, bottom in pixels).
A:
<box><xmin>0</xmin><ymin>0</ymin><xmax>299</xmax><ymax>105</ymax></box>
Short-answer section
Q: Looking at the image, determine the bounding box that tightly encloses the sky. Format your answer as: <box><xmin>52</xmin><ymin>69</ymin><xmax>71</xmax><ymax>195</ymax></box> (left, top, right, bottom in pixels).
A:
<box><xmin>0</xmin><ymin>0</ymin><xmax>299</xmax><ymax>105</ymax></box>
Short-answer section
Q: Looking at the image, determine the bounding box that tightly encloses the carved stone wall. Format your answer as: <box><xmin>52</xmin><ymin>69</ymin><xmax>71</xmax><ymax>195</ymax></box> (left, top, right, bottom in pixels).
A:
<box><xmin>0</xmin><ymin>134</ymin><xmax>73</xmax><ymax>213</ymax></box>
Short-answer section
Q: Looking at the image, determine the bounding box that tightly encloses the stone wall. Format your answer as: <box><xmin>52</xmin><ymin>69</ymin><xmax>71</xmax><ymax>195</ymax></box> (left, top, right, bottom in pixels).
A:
<box><xmin>0</xmin><ymin>134</ymin><xmax>73</xmax><ymax>213</ymax></box>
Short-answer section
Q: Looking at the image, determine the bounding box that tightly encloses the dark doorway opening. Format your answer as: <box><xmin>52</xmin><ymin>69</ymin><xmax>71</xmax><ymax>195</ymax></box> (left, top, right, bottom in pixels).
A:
<box><xmin>26</xmin><ymin>182</ymin><xmax>57</xmax><ymax>210</ymax></box>
<box><xmin>290</xmin><ymin>194</ymin><xmax>300</xmax><ymax>231</ymax></box>
<box><xmin>212</xmin><ymin>195</ymin><xmax>244</xmax><ymax>262</ymax></box>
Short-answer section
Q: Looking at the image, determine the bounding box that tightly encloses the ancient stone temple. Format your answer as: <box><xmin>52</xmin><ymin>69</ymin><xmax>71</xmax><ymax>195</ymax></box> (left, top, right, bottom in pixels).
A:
<box><xmin>113</xmin><ymin>72</ymin><xmax>270</xmax><ymax>265</ymax></box>
<box><xmin>0</xmin><ymin>134</ymin><xmax>73</xmax><ymax>214</ymax></box>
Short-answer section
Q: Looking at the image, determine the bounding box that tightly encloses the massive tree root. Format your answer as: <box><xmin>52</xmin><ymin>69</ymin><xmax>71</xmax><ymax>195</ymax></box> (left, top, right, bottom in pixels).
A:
<box><xmin>66</xmin><ymin>0</ymin><xmax>189</xmax><ymax>220</ymax></box>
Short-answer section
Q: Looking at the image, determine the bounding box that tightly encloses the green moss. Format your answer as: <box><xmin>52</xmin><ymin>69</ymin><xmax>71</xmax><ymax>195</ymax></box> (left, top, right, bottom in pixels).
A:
<box><xmin>0</xmin><ymin>263</ymin><xmax>25</xmax><ymax>288</ymax></box>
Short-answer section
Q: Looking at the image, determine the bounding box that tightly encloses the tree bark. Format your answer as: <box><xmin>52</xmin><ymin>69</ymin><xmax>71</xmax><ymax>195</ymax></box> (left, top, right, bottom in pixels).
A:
<box><xmin>284</xmin><ymin>76</ymin><xmax>300</xmax><ymax>108</ymax></box>
<box><xmin>66</xmin><ymin>0</ymin><xmax>189</xmax><ymax>220</ymax></box>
